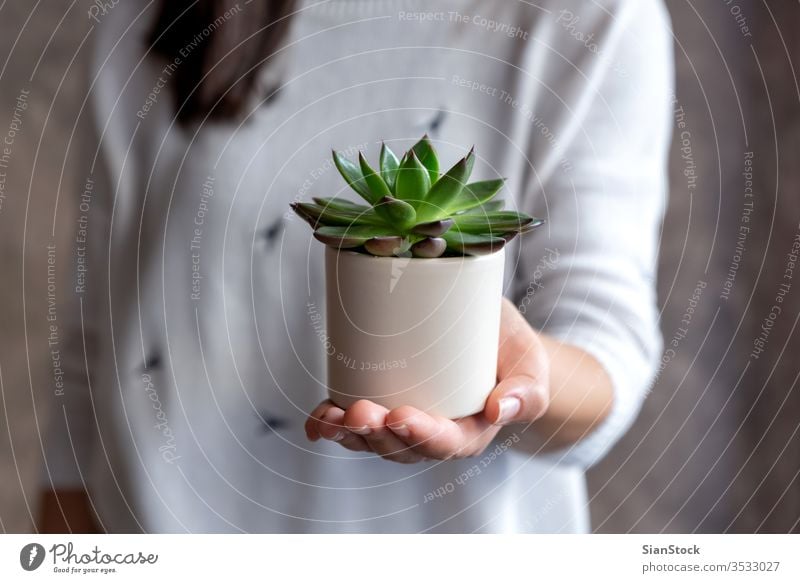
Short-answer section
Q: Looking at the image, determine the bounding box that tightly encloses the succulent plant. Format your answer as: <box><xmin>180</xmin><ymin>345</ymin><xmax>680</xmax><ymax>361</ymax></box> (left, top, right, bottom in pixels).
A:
<box><xmin>290</xmin><ymin>136</ymin><xmax>543</xmax><ymax>258</ymax></box>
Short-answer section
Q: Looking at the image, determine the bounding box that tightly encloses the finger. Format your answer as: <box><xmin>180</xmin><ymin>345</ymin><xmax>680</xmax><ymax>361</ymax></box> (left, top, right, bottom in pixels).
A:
<box><xmin>317</xmin><ymin>406</ymin><xmax>371</xmax><ymax>452</ymax></box>
<box><xmin>343</xmin><ymin>400</ymin><xmax>424</xmax><ymax>464</ymax></box>
<box><xmin>385</xmin><ymin>406</ymin><xmax>496</xmax><ymax>459</ymax></box>
<box><xmin>484</xmin><ymin>373</ymin><xmax>548</xmax><ymax>426</ymax></box>
<box><xmin>486</xmin><ymin>299</ymin><xmax>550</xmax><ymax>425</ymax></box>
<box><xmin>305</xmin><ymin>400</ymin><xmax>337</xmax><ymax>441</ymax></box>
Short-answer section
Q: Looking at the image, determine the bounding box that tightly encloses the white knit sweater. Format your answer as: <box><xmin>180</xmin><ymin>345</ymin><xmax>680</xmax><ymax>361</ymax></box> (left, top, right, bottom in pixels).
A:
<box><xmin>43</xmin><ymin>0</ymin><xmax>673</xmax><ymax>532</ymax></box>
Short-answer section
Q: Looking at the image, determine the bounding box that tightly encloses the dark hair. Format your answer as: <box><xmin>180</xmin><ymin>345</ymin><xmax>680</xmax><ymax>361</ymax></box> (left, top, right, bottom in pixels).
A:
<box><xmin>149</xmin><ymin>0</ymin><xmax>297</xmax><ymax>125</ymax></box>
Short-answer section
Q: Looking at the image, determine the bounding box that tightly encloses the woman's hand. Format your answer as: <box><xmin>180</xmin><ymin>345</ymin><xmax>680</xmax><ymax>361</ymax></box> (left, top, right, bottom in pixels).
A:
<box><xmin>304</xmin><ymin>299</ymin><xmax>550</xmax><ymax>463</ymax></box>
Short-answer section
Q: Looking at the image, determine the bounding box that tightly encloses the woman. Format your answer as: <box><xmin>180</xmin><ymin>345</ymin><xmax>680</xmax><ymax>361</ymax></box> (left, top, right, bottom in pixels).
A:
<box><xmin>40</xmin><ymin>0</ymin><xmax>672</xmax><ymax>533</ymax></box>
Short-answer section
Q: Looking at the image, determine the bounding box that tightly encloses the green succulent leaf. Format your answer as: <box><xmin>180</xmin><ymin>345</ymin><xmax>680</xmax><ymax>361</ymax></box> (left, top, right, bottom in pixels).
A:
<box><xmin>379</xmin><ymin>143</ymin><xmax>400</xmax><ymax>192</ymax></box>
<box><xmin>457</xmin><ymin>199</ymin><xmax>506</xmax><ymax>215</ymax></box>
<box><xmin>448</xmin><ymin>179</ymin><xmax>506</xmax><ymax>214</ymax></box>
<box><xmin>411</xmin><ymin>134</ymin><xmax>439</xmax><ymax>185</ymax></box>
<box><xmin>290</xmin><ymin>202</ymin><xmax>383</xmax><ymax>228</ymax></box>
<box><xmin>411</xmin><ymin>237</ymin><xmax>447</xmax><ymax>258</ymax></box>
<box><xmin>394</xmin><ymin>150</ymin><xmax>431</xmax><ymax>205</ymax></box>
<box><xmin>297</xmin><ymin>142</ymin><xmax>516</xmax><ymax>257</ymax></box>
<box><xmin>411</xmin><ymin>218</ymin><xmax>454</xmax><ymax>237</ymax></box>
<box><xmin>521</xmin><ymin>217</ymin><xmax>545</xmax><ymax>232</ymax></box>
<box><xmin>312</xmin><ymin>197</ymin><xmax>370</xmax><ymax>213</ymax></box>
<box><xmin>359</xmin><ymin>152</ymin><xmax>392</xmax><ymax>201</ymax></box>
<box><xmin>487</xmin><ymin>218</ymin><xmax>545</xmax><ymax>243</ymax></box>
<box><xmin>452</xmin><ymin>210</ymin><xmax>537</xmax><ymax>235</ymax></box>
<box><xmin>497</xmin><ymin>218</ymin><xmax>545</xmax><ymax>243</ymax></box>
<box><xmin>364</xmin><ymin>236</ymin><xmax>407</xmax><ymax>257</ymax></box>
<box><xmin>313</xmin><ymin>225</ymin><xmax>387</xmax><ymax>248</ymax></box>
<box><xmin>442</xmin><ymin>231</ymin><xmax>506</xmax><ymax>256</ymax></box>
<box><xmin>417</xmin><ymin>148</ymin><xmax>475</xmax><ymax>222</ymax></box>
<box><xmin>333</xmin><ymin>150</ymin><xmax>377</xmax><ymax>204</ymax></box>
<box><xmin>374</xmin><ymin>196</ymin><xmax>417</xmax><ymax>230</ymax></box>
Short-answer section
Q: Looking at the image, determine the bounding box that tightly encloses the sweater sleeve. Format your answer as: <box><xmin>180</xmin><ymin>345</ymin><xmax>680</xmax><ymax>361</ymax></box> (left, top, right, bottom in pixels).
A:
<box><xmin>40</xmin><ymin>72</ymin><xmax>111</xmax><ymax>490</ymax></box>
<box><xmin>513</xmin><ymin>0</ymin><xmax>674</xmax><ymax>469</ymax></box>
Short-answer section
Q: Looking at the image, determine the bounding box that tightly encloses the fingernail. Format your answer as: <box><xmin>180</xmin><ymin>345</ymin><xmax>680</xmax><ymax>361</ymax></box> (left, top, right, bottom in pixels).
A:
<box><xmin>388</xmin><ymin>423</ymin><xmax>410</xmax><ymax>438</ymax></box>
<box><xmin>326</xmin><ymin>431</ymin><xmax>345</xmax><ymax>442</ymax></box>
<box><xmin>347</xmin><ymin>425</ymin><xmax>371</xmax><ymax>436</ymax></box>
<box><xmin>496</xmin><ymin>397</ymin><xmax>521</xmax><ymax>424</ymax></box>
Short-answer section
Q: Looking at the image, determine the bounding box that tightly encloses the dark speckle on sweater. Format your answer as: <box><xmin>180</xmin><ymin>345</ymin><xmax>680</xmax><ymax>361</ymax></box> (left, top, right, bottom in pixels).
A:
<box><xmin>143</xmin><ymin>352</ymin><xmax>161</xmax><ymax>370</ymax></box>
<box><xmin>259</xmin><ymin>411</ymin><xmax>289</xmax><ymax>433</ymax></box>
<box><xmin>260</xmin><ymin>218</ymin><xmax>284</xmax><ymax>245</ymax></box>
<box><xmin>427</xmin><ymin>108</ymin><xmax>447</xmax><ymax>135</ymax></box>
<box><xmin>263</xmin><ymin>84</ymin><xmax>282</xmax><ymax>105</ymax></box>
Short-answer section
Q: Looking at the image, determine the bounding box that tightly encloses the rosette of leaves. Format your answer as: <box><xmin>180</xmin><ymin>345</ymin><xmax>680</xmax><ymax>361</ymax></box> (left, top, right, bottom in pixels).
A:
<box><xmin>290</xmin><ymin>136</ymin><xmax>543</xmax><ymax>258</ymax></box>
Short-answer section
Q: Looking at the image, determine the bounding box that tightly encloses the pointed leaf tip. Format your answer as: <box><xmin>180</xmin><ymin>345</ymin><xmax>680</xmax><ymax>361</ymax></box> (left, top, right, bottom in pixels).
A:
<box><xmin>394</xmin><ymin>148</ymin><xmax>431</xmax><ymax>206</ymax></box>
<box><xmin>411</xmin><ymin>134</ymin><xmax>440</xmax><ymax>186</ymax></box>
<box><xmin>417</xmin><ymin>153</ymin><xmax>472</xmax><ymax>222</ymax></box>
<box><xmin>359</xmin><ymin>152</ymin><xmax>392</xmax><ymax>201</ymax></box>
<box><xmin>379</xmin><ymin>142</ymin><xmax>401</xmax><ymax>193</ymax></box>
<box><xmin>332</xmin><ymin>149</ymin><xmax>376</xmax><ymax>204</ymax></box>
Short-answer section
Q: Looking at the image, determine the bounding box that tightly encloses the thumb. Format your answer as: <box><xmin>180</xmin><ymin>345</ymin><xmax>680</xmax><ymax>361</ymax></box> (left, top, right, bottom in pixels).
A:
<box><xmin>484</xmin><ymin>374</ymin><xmax>549</xmax><ymax>426</ymax></box>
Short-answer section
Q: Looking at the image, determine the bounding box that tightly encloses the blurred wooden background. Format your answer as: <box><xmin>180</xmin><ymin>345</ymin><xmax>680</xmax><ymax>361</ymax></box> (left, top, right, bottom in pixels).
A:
<box><xmin>588</xmin><ymin>0</ymin><xmax>800</xmax><ymax>533</ymax></box>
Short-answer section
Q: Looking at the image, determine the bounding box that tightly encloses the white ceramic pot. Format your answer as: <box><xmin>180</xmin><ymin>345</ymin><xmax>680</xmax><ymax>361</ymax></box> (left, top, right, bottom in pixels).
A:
<box><xmin>324</xmin><ymin>245</ymin><xmax>505</xmax><ymax>419</ymax></box>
